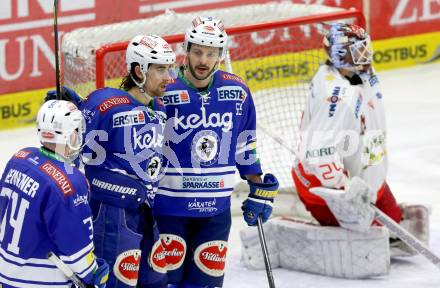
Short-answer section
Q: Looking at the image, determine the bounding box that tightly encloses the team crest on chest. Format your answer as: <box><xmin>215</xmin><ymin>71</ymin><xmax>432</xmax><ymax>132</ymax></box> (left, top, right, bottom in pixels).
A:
<box><xmin>146</xmin><ymin>155</ymin><xmax>163</xmax><ymax>180</ymax></box>
<box><xmin>191</xmin><ymin>130</ymin><xmax>220</xmax><ymax>166</ymax></box>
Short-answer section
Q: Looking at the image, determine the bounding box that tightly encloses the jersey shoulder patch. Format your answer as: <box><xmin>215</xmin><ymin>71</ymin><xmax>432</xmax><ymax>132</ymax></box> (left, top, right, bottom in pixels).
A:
<box><xmin>219</xmin><ymin>71</ymin><xmax>246</xmax><ymax>86</ymax></box>
<box><xmin>85</xmin><ymin>88</ymin><xmax>133</xmax><ymax>115</ymax></box>
<box><xmin>39</xmin><ymin>161</ymin><xmax>75</xmax><ymax>197</ymax></box>
<box><xmin>13</xmin><ymin>149</ymin><xmax>32</xmax><ymax>159</ymax></box>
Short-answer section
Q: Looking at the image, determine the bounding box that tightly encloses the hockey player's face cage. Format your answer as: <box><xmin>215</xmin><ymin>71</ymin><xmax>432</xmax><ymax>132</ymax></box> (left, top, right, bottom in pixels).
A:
<box><xmin>348</xmin><ymin>38</ymin><xmax>372</xmax><ymax>66</ymax></box>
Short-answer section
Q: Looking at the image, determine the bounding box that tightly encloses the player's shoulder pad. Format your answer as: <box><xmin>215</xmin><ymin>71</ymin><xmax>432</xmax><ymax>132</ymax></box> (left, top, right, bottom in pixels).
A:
<box><xmin>6</xmin><ymin>147</ymin><xmax>38</xmax><ymax>170</ymax></box>
<box><xmin>312</xmin><ymin>64</ymin><xmax>337</xmax><ymax>83</ymax></box>
<box><xmin>84</xmin><ymin>87</ymin><xmax>134</xmax><ymax>115</ymax></box>
<box><xmin>166</xmin><ymin>76</ymin><xmax>188</xmax><ymax>90</ymax></box>
<box><xmin>11</xmin><ymin>147</ymin><xmax>38</xmax><ymax>161</ymax></box>
<box><xmin>217</xmin><ymin>70</ymin><xmax>248</xmax><ymax>87</ymax></box>
<box><xmin>38</xmin><ymin>159</ymin><xmax>87</xmax><ymax>198</ymax></box>
<box><xmin>153</xmin><ymin>96</ymin><xmax>166</xmax><ymax>112</ymax></box>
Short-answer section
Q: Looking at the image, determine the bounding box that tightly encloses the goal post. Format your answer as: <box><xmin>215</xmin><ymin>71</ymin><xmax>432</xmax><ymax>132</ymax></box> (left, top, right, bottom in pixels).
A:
<box><xmin>62</xmin><ymin>2</ymin><xmax>365</xmax><ymax>215</ymax></box>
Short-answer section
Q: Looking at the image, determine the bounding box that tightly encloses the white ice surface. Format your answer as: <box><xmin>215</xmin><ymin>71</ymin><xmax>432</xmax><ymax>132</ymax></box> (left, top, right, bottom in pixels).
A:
<box><xmin>1</xmin><ymin>62</ymin><xmax>439</xmax><ymax>287</ymax></box>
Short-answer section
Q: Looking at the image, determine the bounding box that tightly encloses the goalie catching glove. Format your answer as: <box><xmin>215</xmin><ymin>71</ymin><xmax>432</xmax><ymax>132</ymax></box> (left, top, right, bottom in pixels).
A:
<box><xmin>310</xmin><ymin>176</ymin><xmax>376</xmax><ymax>232</ymax></box>
<box><xmin>242</xmin><ymin>174</ymin><xmax>279</xmax><ymax>226</ymax></box>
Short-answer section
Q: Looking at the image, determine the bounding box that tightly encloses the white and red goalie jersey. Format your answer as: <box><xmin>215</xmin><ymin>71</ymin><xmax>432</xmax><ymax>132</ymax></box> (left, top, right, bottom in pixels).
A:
<box><xmin>295</xmin><ymin>64</ymin><xmax>387</xmax><ymax>205</ymax></box>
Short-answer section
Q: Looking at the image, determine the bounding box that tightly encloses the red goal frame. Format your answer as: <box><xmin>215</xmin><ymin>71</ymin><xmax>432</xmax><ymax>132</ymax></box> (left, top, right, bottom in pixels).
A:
<box><xmin>95</xmin><ymin>9</ymin><xmax>365</xmax><ymax>89</ymax></box>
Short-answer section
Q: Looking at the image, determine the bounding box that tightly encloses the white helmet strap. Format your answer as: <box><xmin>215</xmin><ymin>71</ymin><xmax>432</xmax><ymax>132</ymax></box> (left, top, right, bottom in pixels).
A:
<box><xmin>130</xmin><ymin>69</ymin><xmax>156</xmax><ymax>103</ymax></box>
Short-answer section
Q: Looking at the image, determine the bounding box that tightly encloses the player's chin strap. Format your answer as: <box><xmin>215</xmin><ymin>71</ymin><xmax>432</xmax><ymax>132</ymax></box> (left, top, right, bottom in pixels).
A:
<box><xmin>130</xmin><ymin>71</ymin><xmax>154</xmax><ymax>103</ymax></box>
<box><xmin>70</xmin><ymin>138</ymin><xmax>91</xmax><ymax>163</ymax></box>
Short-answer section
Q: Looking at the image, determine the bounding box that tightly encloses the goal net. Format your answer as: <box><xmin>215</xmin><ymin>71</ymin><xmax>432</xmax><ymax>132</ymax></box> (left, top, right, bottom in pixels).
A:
<box><xmin>62</xmin><ymin>2</ymin><xmax>365</xmax><ymax>215</ymax></box>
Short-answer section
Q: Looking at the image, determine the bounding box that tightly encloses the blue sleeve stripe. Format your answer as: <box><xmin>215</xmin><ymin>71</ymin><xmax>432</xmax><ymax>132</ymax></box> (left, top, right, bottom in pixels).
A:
<box><xmin>59</xmin><ymin>241</ymin><xmax>94</xmax><ymax>263</ymax></box>
<box><xmin>0</xmin><ymin>274</ymin><xmax>70</xmax><ymax>287</ymax></box>
<box><xmin>157</xmin><ymin>187</ymin><xmax>233</xmax><ymax>197</ymax></box>
<box><xmin>77</xmin><ymin>259</ymin><xmax>97</xmax><ymax>278</ymax></box>
<box><xmin>0</xmin><ymin>257</ymin><xmax>72</xmax><ymax>286</ymax></box>
<box><xmin>0</xmin><ymin>247</ymin><xmax>54</xmax><ymax>267</ymax></box>
<box><xmin>166</xmin><ymin>166</ymin><xmax>236</xmax><ymax>174</ymax></box>
<box><xmin>165</xmin><ymin>171</ymin><xmax>236</xmax><ymax>176</ymax></box>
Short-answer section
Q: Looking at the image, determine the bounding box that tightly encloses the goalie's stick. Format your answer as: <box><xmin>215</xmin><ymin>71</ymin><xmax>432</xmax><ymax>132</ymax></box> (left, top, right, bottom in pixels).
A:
<box><xmin>53</xmin><ymin>0</ymin><xmax>62</xmax><ymax>99</ymax></box>
<box><xmin>225</xmin><ymin>49</ymin><xmax>276</xmax><ymax>287</ymax></box>
<box><xmin>372</xmin><ymin>205</ymin><xmax>440</xmax><ymax>270</ymax></box>
<box><xmin>257</xmin><ymin>216</ymin><xmax>276</xmax><ymax>288</ymax></box>
<box><xmin>47</xmin><ymin>252</ymin><xmax>87</xmax><ymax>288</ymax></box>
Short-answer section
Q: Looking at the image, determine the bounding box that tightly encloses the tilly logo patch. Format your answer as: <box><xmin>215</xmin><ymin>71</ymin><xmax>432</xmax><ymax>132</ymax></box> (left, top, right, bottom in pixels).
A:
<box><xmin>113</xmin><ymin>249</ymin><xmax>141</xmax><ymax>286</ymax></box>
<box><xmin>194</xmin><ymin>240</ymin><xmax>228</xmax><ymax>277</ymax></box>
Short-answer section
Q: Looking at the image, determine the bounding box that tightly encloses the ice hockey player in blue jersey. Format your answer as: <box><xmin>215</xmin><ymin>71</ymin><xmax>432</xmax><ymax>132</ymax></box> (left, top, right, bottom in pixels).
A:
<box><xmin>46</xmin><ymin>35</ymin><xmax>177</xmax><ymax>288</ymax></box>
<box><xmin>154</xmin><ymin>16</ymin><xmax>279</xmax><ymax>287</ymax></box>
<box><xmin>0</xmin><ymin>100</ymin><xmax>109</xmax><ymax>288</ymax></box>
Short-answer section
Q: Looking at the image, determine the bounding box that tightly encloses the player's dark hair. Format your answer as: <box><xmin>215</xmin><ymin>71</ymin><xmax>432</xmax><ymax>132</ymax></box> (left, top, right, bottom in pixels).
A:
<box><xmin>120</xmin><ymin>63</ymin><xmax>142</xmax><ymax>91</ymax></box>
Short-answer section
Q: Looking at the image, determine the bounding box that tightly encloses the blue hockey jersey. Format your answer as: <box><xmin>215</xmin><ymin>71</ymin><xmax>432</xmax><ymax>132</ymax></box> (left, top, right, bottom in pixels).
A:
<box><xmin>80</xmin><ymin>88</ymin><xmax>167</xmax><ymax>189</ymax></box>
<box><xmin>0</xmin><ymin>147</ymin><xmax>97</xmax><ymax>287</ymax></box>
<box><xmin>154</xmin><ymin>70</ymin><xmax>262</xmax><ymax>217</ymax></box>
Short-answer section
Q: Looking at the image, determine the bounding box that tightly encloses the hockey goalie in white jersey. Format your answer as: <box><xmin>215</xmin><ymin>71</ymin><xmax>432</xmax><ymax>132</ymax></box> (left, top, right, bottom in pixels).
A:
<box><xmin>240</xmin><ymin>23</ymin><xmax>430</xmax><ymax>279</ymax></box>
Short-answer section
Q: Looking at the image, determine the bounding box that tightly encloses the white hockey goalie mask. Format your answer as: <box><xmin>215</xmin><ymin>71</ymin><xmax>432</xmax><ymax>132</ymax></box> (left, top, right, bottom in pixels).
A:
<box><xmin>126</xmin><ymin>35</ymin><xmax>177</xmax><ymax>84</ymax></box>
<box><xmin>323</xmin><ymin>23</ymin><xmax>373</xmax><ymax>72</ymax></box>
<box><xmin>184</xmin><ymin>16</ymin><xmax>228</xmax><ymax>60</ymax></box>
<box><xmin>37</xmin><ymin>100</ymin><xmax>85</xmax><ymax>154</ymax></box>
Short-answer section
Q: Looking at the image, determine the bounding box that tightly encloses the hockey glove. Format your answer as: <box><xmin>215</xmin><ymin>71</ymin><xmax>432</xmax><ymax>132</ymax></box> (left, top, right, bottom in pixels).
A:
<box><xmin>45</xmin><ymin>85</ymin><xmax>83</xmax><ymax>107</ymax></box>
<box><xmin>242</xmin><ymin>174</ymin><xmax>279</xmax><ymax>226</ymax></box>
<box><xmin>86</xmin><ymin>258</ymin><xmax>109</xmax><ymax>288</ymax></box>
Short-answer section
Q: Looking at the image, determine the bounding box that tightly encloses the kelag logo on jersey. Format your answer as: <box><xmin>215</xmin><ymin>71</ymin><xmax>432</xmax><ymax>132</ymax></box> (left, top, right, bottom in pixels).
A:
<box><xmin>113</xmin><ymin>111</ymin><xmax>146</xmax><ymax>128</ymax></box>
<box><xmin>217</xmin><ymin>86</ymin><xmax>247</xmax><ymax>101</ymax></box>
<box><xmin>162</xmin><ymin>90</ymin><xmax>190</xmax><ymax>105</ymax></box>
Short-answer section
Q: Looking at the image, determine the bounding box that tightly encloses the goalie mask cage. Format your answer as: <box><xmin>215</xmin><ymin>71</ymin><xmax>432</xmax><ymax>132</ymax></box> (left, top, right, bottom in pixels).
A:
<box><xmin>62</xmin><ymin>3</ymin><xmax>365</xmax><ymax>197</ymax></box>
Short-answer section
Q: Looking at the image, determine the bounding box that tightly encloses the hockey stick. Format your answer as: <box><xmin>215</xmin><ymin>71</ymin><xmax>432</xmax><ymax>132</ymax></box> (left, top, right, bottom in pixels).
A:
<box><xmin>225</xmin><ymin>49</ymin><xmax>276</xmax><ymax>287</ymax></box>
<box><xmin>257</xmin><ymin>216</ymin><xmax>276</xmax><ymax>288</ymax></box>
<box><xmin>53</xmin><ymin>0</ymin><xmax>62</xmax><ymax>99</ymax></box>
<box><xmin>372</xmin><ymin>205</ymin><xmax>440</xmax><ymax>270</ymax></box>
<box><xmin>47</xmin><ymin>252</ymin><xmax>87</xmax><ymax>288</ymax></box>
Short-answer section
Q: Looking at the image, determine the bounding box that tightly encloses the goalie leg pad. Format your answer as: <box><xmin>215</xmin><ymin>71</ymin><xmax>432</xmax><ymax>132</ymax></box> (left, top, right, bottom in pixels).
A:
<box><xmin>239</xmin><ymin>220</ymin><xmax>280</xmax><ymax>270</ymax></box>
<box><xmin>274</xmin><ymin>217</ymin><xmax>390</xmax><ymax>279</ymax></box>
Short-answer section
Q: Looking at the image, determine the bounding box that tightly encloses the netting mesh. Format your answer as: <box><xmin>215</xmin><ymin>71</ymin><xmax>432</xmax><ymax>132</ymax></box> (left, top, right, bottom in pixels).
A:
<box><xmin>62</xmin><ymin>2</ymin><xmax>362</xmax><ymax>192</ymax></box>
